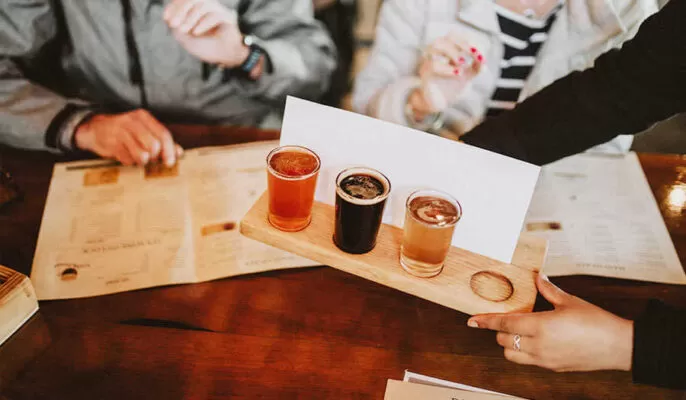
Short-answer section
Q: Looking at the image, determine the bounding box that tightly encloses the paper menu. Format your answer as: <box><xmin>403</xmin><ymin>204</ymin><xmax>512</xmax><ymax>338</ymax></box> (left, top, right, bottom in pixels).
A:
<box><xmin>525</xmin><ymin>152</ymin><xmax>686</xmax><ymax>284</ymax></box>
<box><xmin>30</xmin><ymin>141</ymin><xmax>317</xmax><ymax>300</ymax></box>
<box><xmin>385</xmin><ymin>380</ymin><xmax>520</xmax><ymax>400</ymax></box>
<box><xmin>402</xmin><ymin>371</ymin><xmax>513</xmax><ymax>397</ymax></box>
<box><xmin>280</xmin><ymin>97</ymin><xmax>540</xmax><ymax>264</ymax></box>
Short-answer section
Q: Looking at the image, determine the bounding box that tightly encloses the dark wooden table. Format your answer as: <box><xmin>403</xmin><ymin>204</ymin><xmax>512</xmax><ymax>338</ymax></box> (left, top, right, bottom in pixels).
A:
<box><xmin>1</xmin><ymin>127</ymin><xmax>685</xmax><ymax>399</ymax></box>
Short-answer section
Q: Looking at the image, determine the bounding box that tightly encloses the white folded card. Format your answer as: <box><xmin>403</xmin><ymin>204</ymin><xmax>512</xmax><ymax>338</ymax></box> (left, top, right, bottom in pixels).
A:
<box><xmin>279</xmin><ymin>97</ymin><xmax>540</xmax><ymax>263</ymax></box>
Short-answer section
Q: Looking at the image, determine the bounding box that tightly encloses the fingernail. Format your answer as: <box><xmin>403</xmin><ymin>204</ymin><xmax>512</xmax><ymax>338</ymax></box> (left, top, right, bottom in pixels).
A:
<box><xmin>140</xmin><ymin>152</ymin><xmax>150</xmax><ymax>165</ymax></box>
<box><xmin>477</xmin><ymin>55</ymin><xmax>484</xmax><ymax>62</ymax></box>
<box><xmin>540</xmin><ymin>273</ymin><xmax>550</xmax><ymax>282</ymax></box>
<box><xmin>467</xmin><ymin>319</ymin><xmax>479</xmax><ymax>328</ymax></box>
<box><xmin>458</xmin><ymin>57</ymin><xmax>466</xmax><ymax>64</ymax></box>
<box><xmin>454</xmin><ymin>68</ymin><xmax>460</xmax><ymax>75</ymax></box>
<box><xmin>166</xmin><ymin>157</ymin><xmax>176</xmax><ymax>168</ymax></box>
<box><xmin>470</xmin><ymin>47</ymin><xmax>477</xmax><ymax>53</ymax></box>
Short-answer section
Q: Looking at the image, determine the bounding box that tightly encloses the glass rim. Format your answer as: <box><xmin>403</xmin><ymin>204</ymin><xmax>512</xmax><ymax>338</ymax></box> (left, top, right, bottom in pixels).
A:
<box><xmin>405</xmin><ymin>189</ymin><xmax>462</xmax><ymax>227</ymax></box>
<box><xmin>266</xmin><ymin>145</ymin><xmax>321</xmax><ymax>181</ymax></box>
<box><xmin>335</xmin><ymin>166</ymin><xmax>391</xmax><ymax>206</ymax></box>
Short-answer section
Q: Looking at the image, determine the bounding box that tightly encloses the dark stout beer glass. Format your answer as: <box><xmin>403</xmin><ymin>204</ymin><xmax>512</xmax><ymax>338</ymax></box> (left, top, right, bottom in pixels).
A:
<box><xmin>333</xmin><ymin>167</ymin><xmax>391</xmax><ymax>254</ymax></box>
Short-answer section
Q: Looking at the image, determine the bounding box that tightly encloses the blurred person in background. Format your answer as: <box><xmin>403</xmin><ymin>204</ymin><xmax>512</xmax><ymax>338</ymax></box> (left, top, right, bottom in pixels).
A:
<box><xmin>0</xmin><ymin>0</ymin><xmax>336</xmax><ymax>166</ymax></box>
<box><xmin>352</xmin><ymin>0</ymin><xmax>660</xmax><ymax>154</ymax></box>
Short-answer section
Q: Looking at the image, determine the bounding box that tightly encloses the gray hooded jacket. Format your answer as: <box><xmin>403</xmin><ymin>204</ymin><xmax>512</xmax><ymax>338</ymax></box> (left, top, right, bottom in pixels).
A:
<box><xmin>0</xmin><ymin>0</ymin><xmax>336</xmax><ymax>151</ymax></box>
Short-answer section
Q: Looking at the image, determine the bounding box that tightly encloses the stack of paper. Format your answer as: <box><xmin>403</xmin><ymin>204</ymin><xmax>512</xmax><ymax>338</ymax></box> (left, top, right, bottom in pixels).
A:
<box><xmin>0</xmin><ymin>266</ymin><xmax>39</xmax><ymax>346</ymax></box>
<box><xmin>383</xmin><ymin>371</ymin><xmax>525</xmax><ymax>399</ymax></box>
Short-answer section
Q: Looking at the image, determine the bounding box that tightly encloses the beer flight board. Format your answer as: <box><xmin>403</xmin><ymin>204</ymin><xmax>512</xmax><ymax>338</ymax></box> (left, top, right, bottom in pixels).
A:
<box><xmin>241</xmin><ymin>192</ymin><xmax>547</xmax><ymax>315</ymax></box>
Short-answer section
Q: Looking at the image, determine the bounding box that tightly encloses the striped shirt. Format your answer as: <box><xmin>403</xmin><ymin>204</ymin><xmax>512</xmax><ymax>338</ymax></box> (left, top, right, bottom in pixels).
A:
<box><xmin>486</xmin><ymin>4</ymin><xmax>561</xmax><ymax>118</ymax></box>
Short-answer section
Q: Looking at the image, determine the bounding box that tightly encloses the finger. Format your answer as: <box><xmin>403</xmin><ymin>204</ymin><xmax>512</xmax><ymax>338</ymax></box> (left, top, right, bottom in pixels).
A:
<box><xmin>467</xmin><ymin>312</ymin><xmax>538</xmax><ymax>336</ymax></box>
<box><xmin>128</xmin><ymin>111</ymin><xmax>163</xmax><ymax>155</ymax></box>
<box><xmin>135</xmin><ymin>111</ymin><xmax>176</xmax><ymax>166</ymax></box>
<box><xmin>127</xmin><ymin>123</ymin><xmax>162</xmax><ymax>159</ymax></box>
<box><xmin>429</xmin><ymin>37</ymin><xmax>463</xmax><ymax>66</ymax></box>
<box><xmin>496</xmin><ymin>332</ymin><xmax>533</xmax><ymax>354</ymax></box>
<box><xmin>113</xmin><ymin>142</ymin><xmax>137</xmax><ymax>167</ymax></box>
<box><xmin>163</xmin><ymin>0</ymin><xmax>184</xmax><ymax>21</ymax></box>
<box><xmin>537</xmin><ymin>274</ymin><xmax>572</xmax><ymax>307</ymax></box>
<box><xmin>503</xmin><ymin>349</ymin><xmax>538</xmax><ymax>366</ymax></box>
<box><xmin>175</xmin><ymin>144</ymin><xmax>184</xmax><ymax>158</ymax></box>
<box><xmin>168</xmin><ymin>0</ymin><xmax>201</xmax><ymax>28</ymax></box>
<box><xmin>191</xmin><ymin>12</ymin><xmax>223</xmax><ymax>36</ymax></box>
<box><xmin>178</xmin><ymin>3</ymin><xmax>211</xmax><ymax>34</ymax></box>
<box><xmin>120</xmin><ymin>130</ymin><xmax>151</xmax><ymax>166</ymax></box>
<box><xmin>429</xmin><ymin>59</ymin><xmax>461</xmax><ymax>78</ymax></box>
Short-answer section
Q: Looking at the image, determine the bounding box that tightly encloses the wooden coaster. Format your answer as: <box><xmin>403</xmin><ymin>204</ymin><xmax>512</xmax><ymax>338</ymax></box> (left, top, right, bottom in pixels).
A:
<box><xmin>240</xmin><ymin>193</ymin><xmax>547</xmax><ymax>315</ymax></box>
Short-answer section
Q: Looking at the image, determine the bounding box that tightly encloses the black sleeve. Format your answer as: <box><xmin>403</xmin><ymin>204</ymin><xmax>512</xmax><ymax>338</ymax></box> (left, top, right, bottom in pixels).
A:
<box><xmin>632</xmin><ymin>299</ymin><xmax>686</xmax><ymax>389</ymax></box>
<box><xmin>462</xmin><ymin>0</ymin><xmax>686</xmax><ymax>166</ymax></box>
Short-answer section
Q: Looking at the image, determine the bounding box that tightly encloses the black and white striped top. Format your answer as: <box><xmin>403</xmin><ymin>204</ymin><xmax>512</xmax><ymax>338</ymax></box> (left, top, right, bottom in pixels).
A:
<box><xmin>486</xmin><ymin>4</ymin><xmax>561</xmax><ymax>118</ymax></box>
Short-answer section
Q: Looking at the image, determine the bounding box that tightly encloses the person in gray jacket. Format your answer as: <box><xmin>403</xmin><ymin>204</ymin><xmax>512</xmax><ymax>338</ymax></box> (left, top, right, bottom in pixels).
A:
<box><xmin>0</xmin><ymin>0</ymin><xmax>336</xmax><ymax>166</ymax></box>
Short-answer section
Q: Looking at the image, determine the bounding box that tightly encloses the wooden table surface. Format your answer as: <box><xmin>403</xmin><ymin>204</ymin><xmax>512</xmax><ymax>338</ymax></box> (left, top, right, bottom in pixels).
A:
<box><xmin>0</xmin><ymin>126</ymin><xmax>685</xmax><ymax>400</ymax></box>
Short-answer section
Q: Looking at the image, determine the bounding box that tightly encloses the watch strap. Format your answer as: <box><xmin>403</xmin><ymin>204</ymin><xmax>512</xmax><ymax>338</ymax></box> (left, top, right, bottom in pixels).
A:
<box><xmin>240</xmin><ymin>41</ymin><xmax>263</xmax><ymax>74</ymax></box>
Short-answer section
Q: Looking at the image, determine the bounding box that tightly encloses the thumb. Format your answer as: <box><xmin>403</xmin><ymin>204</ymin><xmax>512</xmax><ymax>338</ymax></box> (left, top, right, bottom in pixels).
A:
<box><xmin>536</xmin><ymin>273</ymin><xmax>570</xmax><ymax>307</ymax></box>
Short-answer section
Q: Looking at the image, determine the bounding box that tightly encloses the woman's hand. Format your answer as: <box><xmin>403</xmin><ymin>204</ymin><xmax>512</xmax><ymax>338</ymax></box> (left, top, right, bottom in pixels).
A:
<box><xmin>411</xmin><ymin>35</ymin><xmax>485</xmax><ymax>115</ymax></box>
<box><xmin>467</xmin><ymin>274</ymin><xmax>634</xmax><ymax>372</ymax></box>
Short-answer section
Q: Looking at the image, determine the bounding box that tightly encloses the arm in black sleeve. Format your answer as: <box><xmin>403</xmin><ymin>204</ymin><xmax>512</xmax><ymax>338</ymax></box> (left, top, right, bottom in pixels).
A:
<box><xmin>633</xmin><ymin>299</ymin><xmax>686</xmax><ymax>389</ymax></box>
<box><xmin>462</xmin><ymin>0</ymin><xmax>686</xmax><ymax>165</ymax></box>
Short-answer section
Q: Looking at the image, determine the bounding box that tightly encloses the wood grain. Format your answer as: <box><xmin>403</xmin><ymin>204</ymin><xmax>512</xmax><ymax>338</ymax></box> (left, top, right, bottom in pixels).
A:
<box><xmin>241</xmin><ymin>192</ymin><xmax>547</xmax><ymax>315</ymax></box>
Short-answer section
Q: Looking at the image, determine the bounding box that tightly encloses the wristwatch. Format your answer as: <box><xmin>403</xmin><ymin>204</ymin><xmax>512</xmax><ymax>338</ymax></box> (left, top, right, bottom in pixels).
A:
<box><xmin>240</xmin><ymin>35</ymin><xmax>263</xmax><ymax>75</ymax></box>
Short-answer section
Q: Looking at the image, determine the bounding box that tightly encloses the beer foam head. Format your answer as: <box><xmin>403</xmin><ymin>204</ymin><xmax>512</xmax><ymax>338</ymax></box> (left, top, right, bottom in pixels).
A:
<box><xmin>407</xmin><ymin>190</ymin><xmax>461</xmax><ymax>227</ymax></box>
<box><xmin>336</xmin><ymin>167</ymin><xmax>391</xmax><ymax>206</ymax></box>
<box><xmin>267</xmin><ymin>145</ymin><xmax>320</xmax><ymax>180</ymax></box>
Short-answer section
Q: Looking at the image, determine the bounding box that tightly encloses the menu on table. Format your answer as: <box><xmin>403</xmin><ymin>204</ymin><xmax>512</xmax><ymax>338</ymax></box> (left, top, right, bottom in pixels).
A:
<box><xmin>31</xmin><ymin>141</ymin><xmax>317</xmax><ymax>300</ymax></box>
<box><xmin>525</xmin><ymin>152</ymin><xmax>686</xmax><ymax>284</ymax></box>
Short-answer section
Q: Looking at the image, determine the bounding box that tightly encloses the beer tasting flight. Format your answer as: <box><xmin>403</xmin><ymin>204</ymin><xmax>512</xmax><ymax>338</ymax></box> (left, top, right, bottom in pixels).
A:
<box><xmin>267</xmin><ymin>144</ymin><xmax>460</xmax><ymax>277</ymax></box>
<box><xmin>263</xmin><ymin>97</ymin><xmax>542</xmax><ymax>278</ymax></box>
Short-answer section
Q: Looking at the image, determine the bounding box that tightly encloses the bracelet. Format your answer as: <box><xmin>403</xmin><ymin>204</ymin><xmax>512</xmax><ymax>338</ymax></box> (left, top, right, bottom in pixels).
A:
<box><xmin>404</xmin><ymin>98</ymin><xmax>445</xmax><ymax>134</ymax></box>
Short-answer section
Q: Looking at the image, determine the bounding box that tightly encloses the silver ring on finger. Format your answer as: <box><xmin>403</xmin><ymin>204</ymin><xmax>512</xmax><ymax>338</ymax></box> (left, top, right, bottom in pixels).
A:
<box><xmin>513</xmin><ymin>334</ymin><xmax>522</xmax><ymax>352</ymax></box>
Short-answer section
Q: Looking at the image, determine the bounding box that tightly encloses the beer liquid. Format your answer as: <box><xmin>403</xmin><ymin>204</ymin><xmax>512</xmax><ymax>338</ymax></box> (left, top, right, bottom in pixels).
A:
<box><xmin>267</xmin><ymin>149</ymin><xmax>319</xmax><ymax>232</ymax></box>
<box><xmin>401</xmin><ymin>196</ymin><xmax>460</xmax><ymax>278</ymax></box>
<box><xmin>334</xmin><ymin>174</ymin><xmax>388</xmax><ymax>254</ymax></box>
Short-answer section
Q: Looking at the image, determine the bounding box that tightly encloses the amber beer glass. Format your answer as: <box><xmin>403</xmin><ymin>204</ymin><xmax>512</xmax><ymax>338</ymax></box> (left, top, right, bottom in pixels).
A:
<box><xmin>267</xmin><ymin>146</ymin><xmax>320</xmax><ymax>232</ymax></box>
<box><xmin>401</xmin><ymin>189</ymin><xmax>462</xmax><ymax>277</ymax></box>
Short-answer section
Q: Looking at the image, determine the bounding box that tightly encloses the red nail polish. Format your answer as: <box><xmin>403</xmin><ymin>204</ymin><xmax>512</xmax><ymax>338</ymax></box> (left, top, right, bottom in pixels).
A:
<box><xmin>458</xmin><ymin>57</ymin><xmax>466</xmax><ymax>64</ymax></box>
<box><xmin>477</xmin><ymin>54</ymin><xmax>484</xmax><ymax>62</ymax></box>
<box><xmin>470</xmin><ymin>47</ymin><xmax>477</xmax><ymax>53</ymax></box>
<box><xmin>454</xmin><ymin>68</ymin><xmax>460</xmax><ymax>75</ymax></box>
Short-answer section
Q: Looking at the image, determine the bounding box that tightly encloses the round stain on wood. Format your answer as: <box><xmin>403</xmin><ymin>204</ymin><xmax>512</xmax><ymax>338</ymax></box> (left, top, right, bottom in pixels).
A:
<box><xmin>470</xmin><ymin>271</ymin><xmax>514</xmax><ymax>302</ymax></box>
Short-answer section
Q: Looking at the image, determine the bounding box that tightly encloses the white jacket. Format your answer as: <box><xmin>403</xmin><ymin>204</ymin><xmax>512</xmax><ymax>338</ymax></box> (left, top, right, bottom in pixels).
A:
<box><xmin>352</xmin><ymin>0</ymin><xmax>660</xmax><ymax>154</ymax></box>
